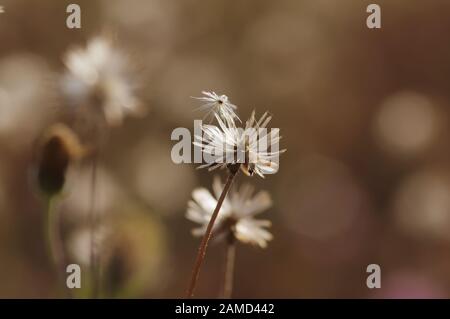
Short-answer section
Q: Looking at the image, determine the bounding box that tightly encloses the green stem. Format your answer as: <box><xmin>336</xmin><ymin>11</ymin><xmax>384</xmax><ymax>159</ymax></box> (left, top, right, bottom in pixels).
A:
<box><xmin>45</xmin><ymin>196</ymin><xmax>69</xmax><ymax>296</ymax></box>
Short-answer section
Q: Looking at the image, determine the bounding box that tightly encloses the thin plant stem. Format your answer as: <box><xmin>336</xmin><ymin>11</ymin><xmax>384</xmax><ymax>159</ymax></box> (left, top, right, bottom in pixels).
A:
<box><xmin>89</xmin><ymin>155</ymin><xmax>100</xmax><ymax>298</ymax></box>
<box><xmin>45</xmin><ymin>196</ymin><xmax>69</xmax><ymax>297</ymax></box>
<box><xmin>222</xmin><ymin>233</ymin><xmax>236</xmax><ymax>299</ymax></box>
<box><xmin>186</xmin><ymin>166</ymin><xmax>240</xmax><ymax>298</ymax></box>
<box><xmin>45</xmin><ymin>197</ymin><xmax>58</xmax><ymax>267</ymax></box>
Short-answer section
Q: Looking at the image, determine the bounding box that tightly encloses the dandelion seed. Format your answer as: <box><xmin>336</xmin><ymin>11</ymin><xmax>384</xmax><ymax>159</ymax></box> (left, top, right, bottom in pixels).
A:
<box><xmin>186</xmin><ymin>176</ymin><xmax>273</xmax><ymax>248</ymax></box>
<box><xmin>194</xmin><ymin>111</ymin><xmax>286</xmax><ymax>177</ymax></box>
<box><xmin>192</xmin><ymin>91</ymin><xmax>240</xmax><ymax>123</ymax></box>
<box><xmin>62</xmin><ymin>36</ymin><xmax>143</xmax><ymax>127</ymax></box>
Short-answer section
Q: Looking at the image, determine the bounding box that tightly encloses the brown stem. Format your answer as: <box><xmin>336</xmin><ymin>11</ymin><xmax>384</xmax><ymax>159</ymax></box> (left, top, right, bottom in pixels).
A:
<box><xmin>186</xmin><ymin>166</ymin><xmax>240</xmax><ymax>298</ymax></box>
<box><xmin>222</xmin><ymin>232</ymin><xmax>236</xmax><ymax>299</ymax></box>
<box><xmin>89</xmin><ymin>155</ymin><xmax>100</xmax><ymax>298</ymax></box>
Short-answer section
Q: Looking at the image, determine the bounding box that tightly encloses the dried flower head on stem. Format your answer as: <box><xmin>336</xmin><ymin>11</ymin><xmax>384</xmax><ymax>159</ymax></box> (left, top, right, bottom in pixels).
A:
<box><xmin>195</xmin><ymin>110</ymin><xmax>286</xmax><ymax>177</ymax></box>
<box><xmin>185</xmin><ymin>91</ymin><xmax>284</xmax><ymax>298</ymax></box>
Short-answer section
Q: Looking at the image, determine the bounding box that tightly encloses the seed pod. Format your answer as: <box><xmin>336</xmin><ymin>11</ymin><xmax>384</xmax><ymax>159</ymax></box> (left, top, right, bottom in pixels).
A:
<box><xmin>37</xmin><ymin>123</ymin><xmax>86</xmax><ymax>197</ymax></box>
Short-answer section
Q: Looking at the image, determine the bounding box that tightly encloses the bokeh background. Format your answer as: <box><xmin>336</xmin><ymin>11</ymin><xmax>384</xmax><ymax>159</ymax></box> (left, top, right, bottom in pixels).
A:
<box><xmin>1</xmin><ymin>0</ymin><xmax>450</xmax><ymax>298</ymax></box>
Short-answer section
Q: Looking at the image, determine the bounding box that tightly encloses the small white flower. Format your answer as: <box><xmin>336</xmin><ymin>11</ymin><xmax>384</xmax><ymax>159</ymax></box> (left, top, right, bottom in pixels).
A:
<box><xmin>186</xmin><ymin>177</ymin><xmax>273</xmax><ymax>248</ymax></box>
<box><xmin>192</xmin><ymin>91</ymin><xmax>239</xmax><ymax>122</ymax></box>
<box><xmin>0</xmin><ymin>6</ymin><xmax>4</xmax><ymax>13</ymax></box>
<box><xmin>194</xmin><ymin>110</ymin><xmax>286</xmax><ymax>177</ymax></box>
<box><xmin>62</xmin><ymin>36</ymin><xmax>143</xmax><ymax>127</ymax></box>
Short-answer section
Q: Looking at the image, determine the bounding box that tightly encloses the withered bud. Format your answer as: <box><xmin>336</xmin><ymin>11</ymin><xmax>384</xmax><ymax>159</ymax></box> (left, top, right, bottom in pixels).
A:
<box><xmin>37</xmin><ymin>123</ymin><xmax>88</xmax><ymax>197</ymax></box>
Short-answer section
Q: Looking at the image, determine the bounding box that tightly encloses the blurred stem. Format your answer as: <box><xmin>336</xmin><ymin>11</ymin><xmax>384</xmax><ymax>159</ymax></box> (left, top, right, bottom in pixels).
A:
<box><xmin>222</xmin><ymin>232</ymin><xmax>236</xmax><ymax>299</ymax></box>
<box><xmin>89</xmin><ymin>154</ymin><xmax>100</xmax><ymax>298</ymax></box>
<box><xmin>45</xmin><ymin>196</ymin><xmax>69</xmax><ymax>297</ymax></box>
<box><xmin>186</xmin><ymin>165</ymin><xmax>240</xmax><ymax>298</ymax></box>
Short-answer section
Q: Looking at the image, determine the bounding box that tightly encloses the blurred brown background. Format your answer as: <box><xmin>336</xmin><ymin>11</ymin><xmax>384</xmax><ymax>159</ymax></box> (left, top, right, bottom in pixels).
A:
<box><xmin>1</xmin><ymin>0</ymin><xmax>450</xmax><ymax>298</ymax></box>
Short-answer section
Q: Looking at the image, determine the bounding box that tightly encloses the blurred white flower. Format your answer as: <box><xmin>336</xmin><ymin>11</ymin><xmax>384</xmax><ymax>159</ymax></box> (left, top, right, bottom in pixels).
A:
<box><xmin>186</xmin><ymin>177</ymin><xmax>273</xmax><ymax>248</ymax></box>
<box><xmin>192</xmin><ymin>91</ymin><xmax>239</xmax><ymax>122</ymax></box>
<box><xmin>68</xmin><ymin>226</ymin><xmax>110</xmax><ymax>267</ymax></box>
<box><xmin>0</xmin><ymin>6</ymin><xmax>4</xmax><ymax>13</ymax></box>
<box><xmin>195</xmin><ymin>111</ymin><xmax>285</xmax><ymax>177</ymax></box>
<box><xmin>62</xmin><ymin>36</ymin><xmax>143</xmax><ymax>127</ymax></box>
